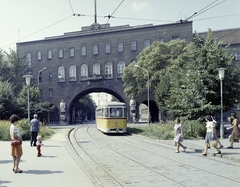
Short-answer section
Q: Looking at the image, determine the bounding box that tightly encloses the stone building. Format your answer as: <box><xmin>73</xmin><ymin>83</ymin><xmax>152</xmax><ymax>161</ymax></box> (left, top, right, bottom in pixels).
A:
<box><xmin>17</xmin><ymin>21</ymin><xmax>193</xmax><ymax>124</ymax></box>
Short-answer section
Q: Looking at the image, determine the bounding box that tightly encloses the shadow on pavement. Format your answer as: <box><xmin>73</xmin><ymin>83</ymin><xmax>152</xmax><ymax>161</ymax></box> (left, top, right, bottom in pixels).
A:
<box><xmin>24</xmin><ymin>170</ymin><xmax>63</xmax><ymax>175</ymax></box>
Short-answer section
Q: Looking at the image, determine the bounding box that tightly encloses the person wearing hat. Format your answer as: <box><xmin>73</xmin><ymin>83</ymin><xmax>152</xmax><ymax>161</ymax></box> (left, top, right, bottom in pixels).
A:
<box><xmin>226</xmin><ymin>112</ymin><xmax>240</xmax><ymax>148</ymax></box>
<box><xmin>29</xmin><ymin>114</ymin><xmax>40</xmax><ymax>147</ymax></box>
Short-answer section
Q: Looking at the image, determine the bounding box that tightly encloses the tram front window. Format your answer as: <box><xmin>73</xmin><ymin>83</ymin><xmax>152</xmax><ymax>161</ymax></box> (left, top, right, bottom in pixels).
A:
<box><xmin>110</xmin><ymin>108</ymin><xmax>123</xmax><ymax>117</ymax></box>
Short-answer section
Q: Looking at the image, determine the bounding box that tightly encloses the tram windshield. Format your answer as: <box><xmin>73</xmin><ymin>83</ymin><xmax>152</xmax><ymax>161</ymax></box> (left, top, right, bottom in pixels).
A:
<box><xmin>96</xmin><ymin>107</ymin><xmax>126</xmax><ymax>118</ymax></box>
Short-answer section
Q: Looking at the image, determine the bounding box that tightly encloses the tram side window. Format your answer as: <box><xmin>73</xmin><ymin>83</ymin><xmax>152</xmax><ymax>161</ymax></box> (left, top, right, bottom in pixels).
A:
<box><xmin>110</xmin><ymin>108</ymin><xmax>116</xmax><ymax>116</ymax></box>
<box><xmin>103</xmin><ymin>108</ymin><xmax>109</xmax><ymax>117</ymax></box>
<box><xmin>116</xmin><ymin>108</ymin><xmax>122</xmax><ymax>117</ymax></box>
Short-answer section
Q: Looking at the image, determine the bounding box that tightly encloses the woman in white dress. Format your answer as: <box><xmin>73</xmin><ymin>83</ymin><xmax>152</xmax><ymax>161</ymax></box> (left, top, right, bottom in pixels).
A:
<box><xmin>174</xmin><ymin>118</ymin><xmax>186</xmax><ymax>153</ymax></box>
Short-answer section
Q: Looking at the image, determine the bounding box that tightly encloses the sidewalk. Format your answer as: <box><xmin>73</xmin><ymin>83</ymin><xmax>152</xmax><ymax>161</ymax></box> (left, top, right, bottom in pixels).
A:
<box><xmin>0</xmin><ymin>128</ymin><xmax>94</xmax><ymax>187</ymax></box>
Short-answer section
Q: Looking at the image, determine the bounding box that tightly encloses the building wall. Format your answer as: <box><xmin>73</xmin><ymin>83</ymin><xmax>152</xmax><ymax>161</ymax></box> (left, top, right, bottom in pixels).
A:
<box><xmin>17</xmin><ymin>21</ymin><xmax>193</xmax><ymax>123</ymax></box>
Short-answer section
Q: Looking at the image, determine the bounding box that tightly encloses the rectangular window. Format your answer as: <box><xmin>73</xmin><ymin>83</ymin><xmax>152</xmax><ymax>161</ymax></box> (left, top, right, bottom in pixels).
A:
<box><xmin>144</xmin><ymin>39</ymin><xmax>151</xmax><ymax>48</ymax></box>
<box><xmin>37</xmin><ymin>51</ymin><xmax>41</xmax><ymax>61</ymax></box>
<box><xmin>131</xmin><ymin>41</ymin><xmax>137</xmax><ymax>51</ymax></box>
<box><xmin>70</xmin><ymin>47</ymin><xmax>75</xmax><ymax>57</ymax></box>
<box><xmin>26</xmin><ymin>52</ymin><xmax>31</xmax><ymax>68</ymax></box>
<box><xmin>105</xmin><ymin>44</ymin><xmax>111</xmax><ymax>54</ymax></box>
<box><xmin>158</xmin><ymin>37</ymin><xmax>164</xmax><ymax>43</ymax></box>
<box><xmin>48</xmin><ymin>50</ymin><xmax>53</xmax><ymax>59</ymax></box>
<box><xmin>59</xmin><ymin>49</ymin><xmax>63</xmax><ymax>58</ymax></box>
<box><xmin>235</xmin><ymin>52</ymin><xmax>240</xmax><ymax>60</ymax></box>
<box><xmin>81</xmin><ymin>46</ymin><xmax>86</xmax><ymax>56</ymax></box>
<box><xmin>48</xmin><ymin>88</ymin><xmax>53</xmax><ymax>98</ymax></box>
<box><xmin>93</xmin><ymin>45</ymin><xmax>98</xmax><ymax>55</ymax></box>
<box><xmin>118</xmin><ymin>42</ymin><xmax>123</xmax><ymax>52</ymax></box>
<box><xmin>171</xmin><ymin>36</ymin><xmax>179</xmax><ymax>40</ymax></box>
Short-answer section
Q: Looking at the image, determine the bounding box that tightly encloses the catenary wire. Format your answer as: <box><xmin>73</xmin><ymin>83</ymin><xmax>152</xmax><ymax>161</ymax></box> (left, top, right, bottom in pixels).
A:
<box><xmin>193</xmin><ymin>13</ymin><xmax>240</xmax><ymax>22</ymax></box>
<box><xmin>188</xmin><ymin>0</ymin><xmax>226</xmax><ymax>20</ymax></box>
<box><xmin>68</xmin><ymin>0</ymin><xmax>75</xmax><ymax>14</ymax></box>
<box><xmin>3</xmin><ymin>15</ymin><xmax>73</xmax><ymax>49</ymax></box>
<box><xmin>186</xmin><ymin>0</ymin><xmax>218</xmax><ymax>20</ymax></box>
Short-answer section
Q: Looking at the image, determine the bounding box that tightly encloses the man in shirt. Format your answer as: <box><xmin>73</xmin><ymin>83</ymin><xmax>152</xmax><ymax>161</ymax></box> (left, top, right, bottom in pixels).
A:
<box><xmin>30</xmin><ymin>114</ymin><xmax>40</xmax><ymax>146</ymax></box>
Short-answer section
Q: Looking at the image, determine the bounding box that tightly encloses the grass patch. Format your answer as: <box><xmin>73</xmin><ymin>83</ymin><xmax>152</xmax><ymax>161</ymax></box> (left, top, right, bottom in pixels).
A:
<box><xmin>127</xmin><ymin>120</ymin><xmax>206</xmax><ymax>140</ymax></box>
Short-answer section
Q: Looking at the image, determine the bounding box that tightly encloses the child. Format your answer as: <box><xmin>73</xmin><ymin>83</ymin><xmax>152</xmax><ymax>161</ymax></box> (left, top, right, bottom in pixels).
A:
<box><xmin>36</xmin><ymin>135</ymin><xmax>44</xmax><ymax>157</ymax></box>
<box><xmin>174</xmin><ymin>118</ymin><xmax>186</xmax><ymax>153</ymax></box>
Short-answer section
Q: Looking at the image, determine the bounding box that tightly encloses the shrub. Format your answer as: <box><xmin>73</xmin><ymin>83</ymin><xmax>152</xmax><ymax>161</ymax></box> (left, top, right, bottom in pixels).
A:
<box><xmin>0</xmin><ymin>121</ymin><xmax>11</xmax><ymax>141</ymax></box>
<box><xmin>182</xmin><ymin>120</ymin><xmax>205</xmax><ymax>139</ymax></box>
<box><xmin>0</xmin><ymin>119</ymin><xmax>54</xmax><ymax>141</ymax></box>
<box><xmin>127</xmin><ymin>120</ymin><xmax>206</xmax><ymax>140</ymax></box>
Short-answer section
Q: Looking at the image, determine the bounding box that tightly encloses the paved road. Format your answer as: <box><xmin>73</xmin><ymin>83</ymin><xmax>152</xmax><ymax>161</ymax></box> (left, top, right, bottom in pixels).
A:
<box><xmin>69</xmin><ymin>123</ymin><xmax>240</xmax><ymax>187</ymax></box>
<box><xmin>1</xmin><ymin>123</ymin><xmax>239</xmax><ymax>187</ymax></box>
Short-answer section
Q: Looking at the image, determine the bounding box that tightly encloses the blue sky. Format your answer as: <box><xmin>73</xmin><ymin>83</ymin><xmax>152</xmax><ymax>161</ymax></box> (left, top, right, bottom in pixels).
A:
<box><xmin>1</xmin><ymin>0</ymin><xmax>240</xmax><ymax>52</ymax></box>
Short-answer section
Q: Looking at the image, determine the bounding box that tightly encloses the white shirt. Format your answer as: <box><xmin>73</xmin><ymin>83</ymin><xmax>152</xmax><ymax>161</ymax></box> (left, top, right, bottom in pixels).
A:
<box><xmin>206</xmin><ymin>121</ymin><xmax>214</xmax><ymax>132</ymax></box>
<box><xmin>10</xmin><ymin>124</ymin><xmax>20</xmax><ymax>139</ymax></box>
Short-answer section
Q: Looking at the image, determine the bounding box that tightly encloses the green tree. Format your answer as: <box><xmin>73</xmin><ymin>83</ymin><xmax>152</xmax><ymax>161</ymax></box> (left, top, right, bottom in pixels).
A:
<box><xmin>123</xmin><ymin>30</ymin><xmax>240</xmax><ymax>120</ymax></box>
<box><xmin>0</xmin><ymin>49</ymin><xmax>26</xmax><ymax>94</ymax></box>
<box><xmin>74</xmin><ymin>95</ymin><xmax>97</xmax><ymax>121</ymax></box>
<box><xmin>111</xmin><ymin>95</ymin><xmax>119</xmax><ymax>102</ymax></box>
<box><xmin>0</xmin><ymin>81</ymin><xmax>17</xmax><ymax>119</ymax></box>
<box><xmin>16</xmin><ymin>86</ymin><xmax>56</xmax><ymax>122</ymax></box>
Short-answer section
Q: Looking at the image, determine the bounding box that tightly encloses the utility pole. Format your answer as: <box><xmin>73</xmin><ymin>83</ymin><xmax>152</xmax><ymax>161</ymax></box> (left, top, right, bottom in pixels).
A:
<box><xmin>94</xmin><ymin>0</ymin><xmax>97</xmax><ymax>23</ymax></box>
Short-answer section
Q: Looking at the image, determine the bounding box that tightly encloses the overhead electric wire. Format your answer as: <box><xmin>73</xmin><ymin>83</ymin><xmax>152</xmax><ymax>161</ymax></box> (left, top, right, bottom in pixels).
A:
<box><xmin>68</xmin><ymin>0</ymin><xmax>74</xmax><ymax>14</ymax></box>
<box><xmin>3</xmin><ymin>15</ymin><xmax>73</xmax><ymax>49</ymax></box>
<box><xmin>109</xmin><ymin>16</ymin><xmax>174</xmax><ymax>23</ymax></box>
<box><xmin>103</xmin><ymin>0</ymin><xmax>125</xmax><ymax>24</ymax></box>
<box><xmin>186</xmin><ymin>0</ymin><xmax>218</xmax><ymax>20</ymax></box>
<box><xmin>189</xmin><ymin>0</ymin><xmax>226</xmax><ymax>20</ymax></box>
<box><xmin>110</xmin><ymin>0</ymin><xmax>124</xmax><ymax>18</ymax></box>
<box><xmin>193</xmin><ymin>13</ymin><xmax>240</xmax><ymax>22</ymax></box>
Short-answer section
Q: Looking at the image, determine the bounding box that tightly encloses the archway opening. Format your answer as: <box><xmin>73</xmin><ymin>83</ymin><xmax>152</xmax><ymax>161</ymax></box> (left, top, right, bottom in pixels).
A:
<box><xmin>68</xmin><ymin>88</ymin><xmax>127</xmax><ymax>124</ymax></box>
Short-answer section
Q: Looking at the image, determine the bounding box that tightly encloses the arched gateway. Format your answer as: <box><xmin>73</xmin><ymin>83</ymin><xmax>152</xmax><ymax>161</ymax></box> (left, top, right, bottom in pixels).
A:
<box><xmin>17</xmin><ymin>22</ymin><xmax>193</xmax><ymax>124</ymax></box>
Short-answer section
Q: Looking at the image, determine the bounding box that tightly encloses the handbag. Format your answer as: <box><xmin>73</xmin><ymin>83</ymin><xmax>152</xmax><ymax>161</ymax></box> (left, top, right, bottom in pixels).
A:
<box><xmin>11</xmin><ymin>137</ymin><xmax>22</xmax><ymax>146</ymax></box>
<box><xmin>210</xmin><ymin>139</ymin><xmax>217</xmax><ymax>147</ymax></box>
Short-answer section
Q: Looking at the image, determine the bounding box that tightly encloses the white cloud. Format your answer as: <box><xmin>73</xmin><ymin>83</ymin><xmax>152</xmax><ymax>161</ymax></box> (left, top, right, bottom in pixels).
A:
<box><xmin>132</xmin><ymin>1</ymin><xmax>149</xmax><ymax>12</ymax></box>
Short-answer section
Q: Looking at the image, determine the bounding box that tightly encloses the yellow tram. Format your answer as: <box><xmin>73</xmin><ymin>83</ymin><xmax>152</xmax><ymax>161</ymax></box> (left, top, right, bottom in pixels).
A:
<box><xmin>95</xmin><ymin>102</ymin><xmax>127</xmax><ymax>133</ymax></box>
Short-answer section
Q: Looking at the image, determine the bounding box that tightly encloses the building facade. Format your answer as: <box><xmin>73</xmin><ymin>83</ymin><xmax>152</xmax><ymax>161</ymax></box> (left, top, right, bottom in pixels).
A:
<box><xmin>17</xmin><ymin>21</ymin><xmax>193</xmax><ymax>124</ymax></box>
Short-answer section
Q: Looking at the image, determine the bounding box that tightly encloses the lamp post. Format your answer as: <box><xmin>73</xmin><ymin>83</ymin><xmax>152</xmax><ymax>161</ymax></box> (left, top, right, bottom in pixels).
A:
<box><xmin>37</xmin><ymin>67</ymin><xmax>46</xmax><ymax>89</ymax></box>
<box><xmin>23</xmin><ymin>74</ymin><xmax>33</xmax><ymax>124</ymax></box>
<box><xmin>135</xmin><ymin>65</ymin><xmax>150</xmax><ymax>126</ymax></box>
<box><xmin>217</xmin><ymin>68</ymin><xmax>227</xmax><ymax>139</ymax></box>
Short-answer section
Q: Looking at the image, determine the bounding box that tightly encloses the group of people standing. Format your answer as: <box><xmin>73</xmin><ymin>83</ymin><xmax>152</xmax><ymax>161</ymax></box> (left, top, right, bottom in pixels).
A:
<box><xmin>9</xmin><ymin>113</ymin><xmax>41</xmax><ymax>173</ymax></box>
<box><xmin>173</xmin><ymin>112</ymin><xmax>240</xmax><ymax>155</ymax></box>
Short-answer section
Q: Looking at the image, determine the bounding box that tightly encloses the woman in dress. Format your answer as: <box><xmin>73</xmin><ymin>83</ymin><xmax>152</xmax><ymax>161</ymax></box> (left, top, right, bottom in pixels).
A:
<box><xmin>174</xmin><ymin>118</ymin><xmax>186</xmax><ymax>153</ymax></box>
<box><xmin>211</xmin><ymin>116</ymin><xmax>224</xmax><ymax>149</ymax></box>
<box><xmin>10</xmin><ymin>114</ymin><xmax>23</xmax><ymax>173</ymax></box>
<box><xmin>202</xmin><ymin>115</ymin><xmax>221</xmax><ymax>156</ymax></box>
<box><xmin>226</xmin><ymin>112</ymin><xmax>240</xmax><ymax>148</ymax></box>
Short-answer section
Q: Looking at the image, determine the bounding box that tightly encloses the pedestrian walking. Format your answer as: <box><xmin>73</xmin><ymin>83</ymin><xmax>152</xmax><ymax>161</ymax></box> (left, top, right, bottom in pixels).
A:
<box><xmin>211</xmin><ymin>116</ymin><xmax>224</xmax><ymax>149</ymax></box>
<box><xmin>30</xmin><ymin>114</ymin><xmax>40</xmax><ymax>147</ymax></box>
<box><xmin>226</xmin><ymin>112</ymin><xmax>240</xmax><ymax>148</ymax></box>
<box><xmin>10</xmin><ymin>114</ymin><xmax>23</xmax><ymax>173</ymax></box>
<box><xmin>202</xmin><ymin>115</ymin><xmax>221</xmax><ymax>156</ymax></box>
<box><xmin>173</xmin><ymin>118</ymin><xmax>186</xmax><ymax>153</ymax></box>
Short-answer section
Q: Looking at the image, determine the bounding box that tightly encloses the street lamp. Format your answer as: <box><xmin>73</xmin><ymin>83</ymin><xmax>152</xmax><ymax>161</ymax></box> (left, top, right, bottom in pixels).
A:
<box><xmin>135</xmin><ymin>64</ymin><xmax>150</xmax><ymax>126</ymax></box>
<box><xmin>217</xmin><ymin>68</ymin><xmax>227</xmax><ymax>139</ymax></box>
<box><xmin>23</xmin><ymin>74</ymin><xmax>33</xmax><ymax>124</ymax></box>
<box><xmin>37</xmin><ymin>67</ymin><xmax>46</xmax><ymax>89</ymax></box>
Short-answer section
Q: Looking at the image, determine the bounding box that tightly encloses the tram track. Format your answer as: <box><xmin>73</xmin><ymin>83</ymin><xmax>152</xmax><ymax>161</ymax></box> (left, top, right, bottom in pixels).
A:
<box><xmin>68</xmin><ymin>124</ymin><xmax>240</xmax><ymax>187</ymax></box>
